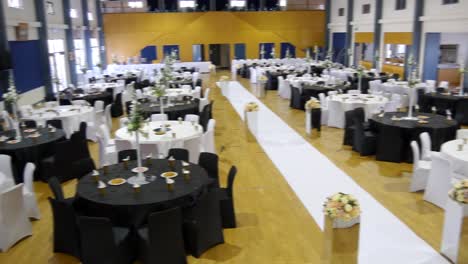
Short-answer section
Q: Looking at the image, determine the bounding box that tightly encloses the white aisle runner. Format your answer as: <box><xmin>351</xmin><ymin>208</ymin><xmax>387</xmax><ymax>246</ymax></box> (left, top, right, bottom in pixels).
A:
<box><xmin>219</xmin><ymin>81</ymin><xmax>448</xmax><ymax>264</ymax></box>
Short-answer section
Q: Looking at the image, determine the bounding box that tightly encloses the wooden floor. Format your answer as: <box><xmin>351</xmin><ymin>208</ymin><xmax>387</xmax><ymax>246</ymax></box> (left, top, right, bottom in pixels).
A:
<box><xmin>0</xmin><ymin>71</ymin><xmax>463</xmax><ymax>263</ymax></box>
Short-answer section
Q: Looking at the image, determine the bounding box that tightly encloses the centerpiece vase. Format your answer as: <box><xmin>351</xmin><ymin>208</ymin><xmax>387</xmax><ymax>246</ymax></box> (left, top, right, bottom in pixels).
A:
<box><xmin>159</xmin><ymin>96</ymin><xmax>164</xmax><ymax>115</ymax></box>
<box><xmin>12</xmin><ymin>103</ymin><xmax>22</xmax><ymax>141</ymax></box>
<box><xmin>127</xmin><ymin>131</ymin><xmax>149</xmax><ymax>185</ymax></box>
<box><xmin>402</xmin><ymin>88</ymin><xmax>418</xmax><ymax>120</ymax></box>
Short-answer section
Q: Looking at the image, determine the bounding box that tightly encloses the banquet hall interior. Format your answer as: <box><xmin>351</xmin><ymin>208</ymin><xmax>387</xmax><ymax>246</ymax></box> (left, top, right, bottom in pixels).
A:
<box><xmin>1</xmin><ymin>0</ymin><xmax>468</xmax><ymax>263</ymax></box>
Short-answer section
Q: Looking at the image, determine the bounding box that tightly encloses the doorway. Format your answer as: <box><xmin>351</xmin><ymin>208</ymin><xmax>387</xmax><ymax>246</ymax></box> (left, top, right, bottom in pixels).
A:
<box><xmin>209</xmin><ymin>44</ymin><xmax>230</xmax><ymax>69</ymax></box>
<box><xmin>192</xmin><ymin>44</ymin><xmax>205</xmax><ymax>62</ymax></box>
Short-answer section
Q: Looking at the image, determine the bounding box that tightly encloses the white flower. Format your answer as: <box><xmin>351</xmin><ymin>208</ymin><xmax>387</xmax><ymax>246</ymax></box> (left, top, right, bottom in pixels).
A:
<box><xmin>331</xmin><ymin>194</ymin><xmax>341</xmax><ymax>201</ymax></box>
<box><xmin>455</xmin><ymin>182</ymin><xmax>462</xmax><ymax>189</ymax></box>
<box><xmin>344</xmin><ymin>204</ymin><xmax>353</xmax><ymax>212</ymax></box>
<box><xmin>340</xmin><ymin>197</ymin><xmax>349</xmax><ymax>204</ymax></box>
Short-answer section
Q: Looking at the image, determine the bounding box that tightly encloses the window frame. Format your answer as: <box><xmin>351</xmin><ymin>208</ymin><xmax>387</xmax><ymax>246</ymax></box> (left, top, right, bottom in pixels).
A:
<box><xmin>338</xmin><ymin>7</ymin><xmax>345</xmax><ymax>16</ymax></box>
<box><xmin>395</xmin><ymin>0</ymin><xmax>406</xmax><ymax>10</ymax></box>
<box><xmin>362</xmin><ymin>4</ymin><xmax>371</xmax><ymax>14</ymax></box>
<box><xmin>442</xmin><ymin>0</ymin><xmax>458</xmax><ymax>4</ymax></box>
<box><xmin>7</xmin><ymin>0</ymin><xmax>23</xmax><ymax>9</ymax></box>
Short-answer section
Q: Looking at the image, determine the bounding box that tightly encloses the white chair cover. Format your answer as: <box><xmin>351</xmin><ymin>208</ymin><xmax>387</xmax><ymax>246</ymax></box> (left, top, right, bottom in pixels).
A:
<box><xmin>327</xmin><ymin>100</ymin><xmax>345</xmax><ymax>128</ymax></box>
<box><xmin>0</xmin><ymin>184</ymin><xmax>32</xmax><ymax>252</ymax></box>
<box><xmin>420</xmin><ymin>132</ymin><xmax>433</xmax><ymax>161</ymax></box>
<box><xmin>202</xmin><ymin>119</ymin><xmax>216</xmax><ymax>154</ymax></box>
<box><xmin>410</xmin><ymin>141</ymin><xmax>431</xmax><ymax>192</ymax></box>
<box><xmin>99</xmin><ymin>124</ymin><xmax>115</xmax><ymax>147</ymax></box>
<box><xmin>0</xmin><ymin>155</ymin><xmax>15</xmax><ymax>191</ymax></box>
<box><xmin>104</xmin><ymin>104</ymin><xmax>112</xmax><ymax>131</ymax></box>
<box><xmin>96</xmin><ymin>135</ymin><xmax>117</xmax><ymax>168</ymax></box>
<box><xmin>423</xmin><ymin>155</ymin><xmax>453</xmax><ymax>209</ymax></box>
<box><xmin>184</xmin><ymin>114</ymin><xmax>200</xmax><ymax>123</ymax></box>
<box><xmin>184</xmin><ymin>137</ymin><xmax>201</xmax><ymax>164</ymax></box>
<box><xmin>22</xmin><ymin>163</ymin><xmax>40</xmax><ymax>219</ymax></box>
<box><xmin>114</xmin><ymin>139</ymin><xmax>133</xmax><ymax>153</ymax></box>
<box><xmin>140</xmin><ymin>143</ymin><xmax>160</xmax><ymax>158</ymax></box>
<box><xmin>151</xmin><ymin>114</ymin><xmax>168</xmax><ymax>122</ymax></box>
<box><xmin>250</xmin><ymin>68</ymin><xmax>257</xmax><ymax>83</ymax></box>
<box><xmin>119</xmin><ymin>117</ymin><xmax>129</xmax><ymax>128</ymax></box>
<box><xmin>456</xmin><ymin>129</ymin><xmax>468</xmax><ymax>139</ymax></box>
<box><xmin>204</xmin><ymin>88</ymin><xmax>210</xmax><ymax>100</ymax></box>
<box><xmin>193</xmin><ymin>86</ymin><xmax>202</xmax><ymax>98</ymax></box>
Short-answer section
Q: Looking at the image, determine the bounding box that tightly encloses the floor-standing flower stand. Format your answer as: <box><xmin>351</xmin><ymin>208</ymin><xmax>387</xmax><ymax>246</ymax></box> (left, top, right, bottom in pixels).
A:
<box><xmin>322</xmin><ymin>216</ymin><xmax>360</xmax><ymax>264</ymax></box>
<box><xmin>12</xmin><ymin>103</ymin><xmax>21</xmax><ymax>141</ymax></box>
<box><xmin>256</xmin><ymin>80</ymin><xmax>266</xmax><ymax>98</ymax></box>
<box><xmin>441</xmin><ymin>198</ymin><xmax>468</xmax><ymax>263</ymax></box>
<box><xmin>159</xmin><ymin>97</ymin><xmax>165</xmax><ymax>115</ymax></box>
<box><xmin>402</xmin><ymin>88</ymin><xmax>418</xmax><ymax>120</ymax></box>
<box><xmin>358</xmin><ymin>74</ymin><xmax>363</xmax><ymax>93</ymax></box>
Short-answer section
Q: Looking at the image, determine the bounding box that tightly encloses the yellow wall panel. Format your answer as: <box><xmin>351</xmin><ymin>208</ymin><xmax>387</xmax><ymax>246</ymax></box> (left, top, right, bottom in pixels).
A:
<box><xmin>103</xmin><ymin>11</ymin><xmax>325</xmax><ymax>62</ymax></box>
<box><xmin>354</xmin><ymin>32</ymin><xmax>374</xmax><ymax>43</ymax></box>
<box><xmin>384</xmin><ymin>32</ymin><xmax>413</xmax><ymax>45</ymax></box>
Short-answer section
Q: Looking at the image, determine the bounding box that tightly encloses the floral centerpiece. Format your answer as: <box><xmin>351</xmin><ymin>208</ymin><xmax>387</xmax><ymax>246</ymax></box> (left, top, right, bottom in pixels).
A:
<box><xmin>3</xmin><ymin>73</ymin><xmax>20</xmax><ymax>119</ymax></box>
<box><xmin>244</xmin><ymin>102</ymin><xmax>259</xmax><ymax>112</ymax></box>
<box><xmin>220</xmin><ymin>75</ymin><xmax>230</xmax><ymax>82</ymax></box>
<box><xmin>260</xmin><ymin>44</ymin><xmax>265</xmax><ymax>59</ymax></box>
<box><xmin>305</xmin><ymin>98</ymin><xmax>321</xmax><ymax>110</ymax></box>
<box><xmin>126</xmin><ymin>96</ymin><xmax>150</xmax><ymax>185</ymax></box>
<box><xmin>270</xmin><ymin>47</ymin><xmax>276</xmax><ymax>59</ymax></box>
<box><xmin>449</xmin><ymin>179</ymin><xmax>468</xmax><ymax>204</ymax></box>
<box><xmin>285</xmin><ymin>48</ymin><xmax>291</xmax><ymax>59</ymax></box>
<box><xmin>458</xmin><ymin>63</ymin><xmax>467</xmax><ymax>96</ymax></box>
<box><xmin>404</xmin><ymin>53</ymin><xmax>420</xmax><ymax>120</ymax></box>
<box><xmin>314</xmin><ymin>45</ymin><xmax>320</xmax><ymax>62</ymax></box>
<box><xmin>324</xmin><ymin>192</ymin><xmax>361</xmax><ymax>228</ymax></box>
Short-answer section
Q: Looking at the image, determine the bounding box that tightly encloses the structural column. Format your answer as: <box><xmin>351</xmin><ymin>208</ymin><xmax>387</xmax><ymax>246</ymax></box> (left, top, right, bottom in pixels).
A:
<box><xmin>0</xmin><ymin>0</ymin><xmax>10</xmax><ymax>92</ymax></box>
<box><xmin>324</xmin><ymin>0</ymin><xmax>331</xmax><ymax>53</ymax></box>
<box><xmin>373</xmin><ymin>0</ymin><xmax>382</xmax><ymax>69</ymax></box>
<box><xmin>82</xmin><ymin>0</ymin><xmax>93</xmax><ymax>70</ymax></box>
<box><xmin>345</xmin><ymin>0</ymin><xmax>354</xmax><ymax>66</ymax></box>
<box><xmin>35</xmin><ymin>0</ymin><xmax>53</xmax><ymax>96</ymax></box>
<box><xmin>96</xmin><ymin>0</ymin><xmax>107</xmax><ymax>68</ymax></box>
<box><xmin>63</xmin><ymin>0</ymin><xmax>77</xmax><ymax>85</ymax></box>
<box><xmin>411</xmin><ymin>0</ymin><xmax>424</xmax><ymax>78</ymax></box>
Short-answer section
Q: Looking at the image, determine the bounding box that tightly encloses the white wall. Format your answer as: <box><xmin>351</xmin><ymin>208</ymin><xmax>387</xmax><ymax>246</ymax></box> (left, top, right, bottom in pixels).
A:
<box><xmin>421</xmin><ymin>0</ymin><xmax>468</xmax><ymax>33</ymax></box>
<box><xmin>329</xmin><ymin>0</ymin><xmax>347</xmax><ymax>33</ymax></box>
<box><xmin>440</xmin><ymin>33</ymin><xmax>468</xmax><ymax>66</ymax></box>
<box><xmin>351</xmin><ymin>0</ymin><xmax>375</xmax><ymax>32</ymax></box>
<box><xmin>380</xmin><ymin>0</ymin><xmax>415</xmax><ymax>32</ymax></box>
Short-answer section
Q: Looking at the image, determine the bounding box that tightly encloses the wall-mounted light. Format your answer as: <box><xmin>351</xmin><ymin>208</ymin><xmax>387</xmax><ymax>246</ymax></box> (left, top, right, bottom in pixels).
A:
<box><xmin>88</xmin><ymin>12</ymin><xmax>93</xmax><ymax>21</ymax></box>
<box><xmin>128</xmin><ymin>1</ymin><xmax>144</xmax><ymax>8</ymax></box>
<box><xmin>70</xmin><ymin>8</ymin><xmax>78</xmax><ymax>18</ymax></box>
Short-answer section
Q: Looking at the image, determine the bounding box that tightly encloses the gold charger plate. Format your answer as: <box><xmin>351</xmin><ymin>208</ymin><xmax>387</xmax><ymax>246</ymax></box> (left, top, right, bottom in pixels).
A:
<box><xmin>108</xmin><ymin>178</ymin><xmax>127</xmax><ymax>186</ymax></box>
<box><xmin>161</xmin><ymin>171</ymin><xmax>178</xmax><ymax>179</ymax></box>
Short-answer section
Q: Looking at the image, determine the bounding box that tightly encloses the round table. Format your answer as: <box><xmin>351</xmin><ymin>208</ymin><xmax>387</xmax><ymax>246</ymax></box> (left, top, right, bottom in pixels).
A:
<box><xmin>75</xmin><ymin>159</ymin><xmax>212</xmax><ymax>227</ymax></box>
<box><xmin>21</xmin><ymin>105</ymin><xmax>94</xmax><ymax>138</ymax></box>
<box><xmin>0</xmin><ymin>128</ymin><xmax>66</xmax><ymax>182</ymax></box>
<box><xmin>369</xmin><ymin>112</ymin><xmax>458</xmax><ymax>163</ymax></box>
<box><xmin>144</xmin><ymin>88</ymin><xmax>196</xmax><ymax>99</ymax></box>
<box><xmin>423</xmin><ymin>93</ymin><xmax>468</xmax><ymax>125</ymax></box>
<box><xmin>441</xmin><ymin>139</ymin><xmax>468</xmax><ymax>177</ymax></box>
<box><xmin>71</xmin><ymin>91</ymin><xmax>113</xmax><ymax>106</ymax></box>
<box><xmin>140</xmin><ymin>100</ymin><xmax>199</xmax><ymax>120</ymax></box>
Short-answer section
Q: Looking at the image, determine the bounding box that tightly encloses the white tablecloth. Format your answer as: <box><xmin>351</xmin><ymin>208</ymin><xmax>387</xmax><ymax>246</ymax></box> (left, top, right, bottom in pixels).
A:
<box><xmin>144</xmin><ymin>88</ymin><xmax>196</xmax><ymax>99</ymax></box>
<box><xmin>22</xmin><ymin>105</ymin><xmax>94</xmax><ymax>138</ymax></box>
<box><xmin>107</xmin><ymin>61</ymin><xmax>211</xmax><ymax>74</ymax></box>
<box><xmin>441</xmin><ymin>139</ymin><xmax>468</xmax><ymax>177</ymax></box>
<box><xmin>327</xmin><ymin>94</ymin><xmax>388</xmax><ymax>128</ymax></box>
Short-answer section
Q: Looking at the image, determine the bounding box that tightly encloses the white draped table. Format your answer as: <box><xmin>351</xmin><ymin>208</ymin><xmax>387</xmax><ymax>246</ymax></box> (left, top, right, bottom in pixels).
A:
<box><xmin>441</xmin><ymin>139</ymin><xmax>468</xmax><ymax>178</ymax></box>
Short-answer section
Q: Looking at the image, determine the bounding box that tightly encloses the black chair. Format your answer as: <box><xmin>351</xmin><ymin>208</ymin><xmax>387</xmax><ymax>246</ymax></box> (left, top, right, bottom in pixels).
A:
<box><xmin>392</xmin><ymin>73</ymin><xmax>400</xmax><ymax>80</ymax></box>
<box><xmin>195</xmin><ymin>79</ymin><xmax>202</xmax><ymax>87</ymax></box>
<box><xmin>78</xmin><ymin>216</ymin><xmax>135</xmax><ymax>264</ymax></box>
<box><xmin>137</xmin><ymin>208</ymin><xmax>187</xmax><ymax>264</ymax></box>
<box><xmin>219</xmin><ymin>166</ymin><xmax>237</xmax><ymax>228</ymax></box>
<box><xmin>343</xmin><ymin>110</ymin><xmax>355</xmax><ymax>146</ymax></box>
<box><xmin>111</xmin><ymin>93</ymin><xmax>124</xmax><ymax>118</ymax></box>
<box><xmin>79</xmin><ymin>122</ymin><xmax>87</xmax><ymax>141</ymax></box>
<box><xmin>199</xmin><ymin>105</ymin><xmax>210</xmax><ymax>132</ymax></box>
<box><xmin>352</xmin><ymin>115</ymin><xmax>376</xmax><ymax>156</ymax></box>
<box><xmin>46</xmin><ymin>119</ymin><xmax>63</xmax><ymax>129</ymax></box>
<box><xmin>48</xmin><ymin>177</ymin><xmax>67</xmax><ymax>201</ymax></box>
<box><xmin>454</xmin><ymin>100</ymin><xmax>468</xmax><ymax>127</ymax></box>
<box><xmin>48</xmin><ymin>197</ymin><xmax>81</xmax><ymax>259</ymax></box>
<box><xmin>118</xmin><ymin>149</ymin><xmax>138</xmax><ymax>162</ymax></box>
<box><xmin>198</xmin><ymin>153</ymin><xmax>219</xmax><ymax>188</ymax></box>
<box><xmin>23</xmin><ymin>120</ymin><xmax>37</xmax><ymax>128</ymax></box>
<box><xmin>183</xmin><ymin>190</ymin><xmax>224</xmax><ymax>258</ymax></box>
<box><xmin>168</xmin><ymin>148</ymin><xmax>189</xmax><ymax>162</ymax></box>
<box><xmin>290</xmin><ymin>87</ymin><xmax>305</xmax><ymax>110</ymax></box>
<box><xmin>375</xmin><ymin>123</ymin><xmax>403</xmax><ymax>162</ymax></box>
<box><xmin>354</xmin><ymin>107</ymin><xmax>369</xmax><ymax>129</ymax></box>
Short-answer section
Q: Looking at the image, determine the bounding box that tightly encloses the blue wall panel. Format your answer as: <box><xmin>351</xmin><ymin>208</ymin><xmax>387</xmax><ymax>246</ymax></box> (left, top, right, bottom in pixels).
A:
<box><xmin>234</xmin><ymin>43</ymin><xmax>246</xmax><ymax>59</ymax></box>
<box><xmin>259</xmin><ymin>43</ymin><xmax>274</xmax><ymax>59</ymax></box>
<box><xmin>422</xmin><ymin>33</ymin><xmax>441</xmax><ymax>82</ymax></box>
<box><xmin>162</xmin><ymin>45</ymin><xmax>180</xmax><ymax>59</ymax></box>
<box><xmin>140</xmin><ymin>45</ymin><xmax>157</xmax><ymax>63</ymax></box>
<box><xmin>332</xmin><ymin>33</ymin><xmax>346</xmax><ymax>64</ymax></box>
<box><xmin>9</xmin><ymin>40</ymin><xmax>44</xmax><ymax>94</ymax></box>
<box><xmin>280</xmin><ymin>43</ymin><xmax>296</xmax><ymax>58</ymax></box>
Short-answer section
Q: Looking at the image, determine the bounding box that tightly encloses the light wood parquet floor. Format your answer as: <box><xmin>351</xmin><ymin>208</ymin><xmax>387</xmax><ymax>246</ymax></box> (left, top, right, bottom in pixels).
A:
<box><xmin>0</xmin><ymin>70</ymin><xmax>462</xmax><ymax>263</ymax></box>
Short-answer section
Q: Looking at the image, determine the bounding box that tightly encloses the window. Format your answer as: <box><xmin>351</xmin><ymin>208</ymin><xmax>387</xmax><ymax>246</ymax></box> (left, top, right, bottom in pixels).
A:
<box><xmin>8</xmin><ymin>0</ymin><xmax>22</xmax><ymax>8</ymax></box>
<box><xmin>362</xmin><ymin>4</ymin><xmax>371</xmax><ymax>14</ymax></box>
<box><xmin>70</xmin><ymin>9</ymin><xmax>78</xmax><ymax>18</ymax></box>
<box><xmin>46</xmin><ymin>1</ymin><xmax>55</xmax><ymax>14</ymax></box>
<box><xmin>338</xmin><ymin>7</ymin><xmax>345</xmax><ymax>16</ymax></box>
<box><xmin>128</xmin><ymin>1</ymin><xmax>144</xmax><ymax>8</ymax></box>
<box><xmin>179</xmin><ymin>0</ymin><xmax>196</xmax><ymax>8</ymax></box>
<box><xmin>90</xmin><ymin>38</ymin><xmax>101</xmax><ymax>66</ymax></box>
<box><xmin>74</xmin><ymin>39</ymin><xmax>86</xmax><ymax>73</ymax></box>
<box><xmin>230</xmin><ymin>0</ymin><xmax>246</xmax><ymax>8</ymax></box>
<box><xmin>279</xmin><ymin>0</ymin><xmax>287</xmax><ymax>7</ymax></box>
<box><xmin>48</xmin><ymin>39</ymin><xmax>68</xmax><ymax>91</ymax></box>
<box><xmin>443</xmin><ymin>0</ymin><xmax>458</xmax><ymax>4</ymax></box>
<box><xmin>87</xmin><ymin>12</ymin><xmax>93</xmax><ymax>21</ymax></box>
<box><xmin>395</xmin><ymin>0</ymin><xmax>406</xmax><ymax>10</ymax></box>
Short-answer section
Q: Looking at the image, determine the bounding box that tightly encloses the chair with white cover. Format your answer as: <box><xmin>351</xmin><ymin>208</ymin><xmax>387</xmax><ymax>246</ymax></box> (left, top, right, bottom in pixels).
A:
<box><xmin>96</xmin><ymin>135</ymin><xmax>117</xmax><ymax>168</ymax></box>
<box><xmin>151</xmin><ymin>114</ymin><xmax>168</xmax><ymax>122</ymax></box>
<box><xmin>184</xmin><ymin>137</ymin><xmax>201</xmax><ymax>164</ymax></box>
<box><xmin>94</xmin><ymin>100</ymin><xmax>105</xmax><ymax>113</ymax></box>
<box><xmin>410</xmin><ymin>141</ymin><xmax>431</xmax><ymax>192</ymax></box>
<box><xmin>140</xmin><ymin>143</ymin><xmax>160</xmax><ymax>158</ymax></box>
<box><xmin>104</xmin><ymin>104</ymin><xmax>113</xmax><ymax>131</ymax></box>
<box><xmin>22</xmin><ymin>163</ymin><xmax>40</xmax><ymax>220</ymax></box>
<box><xmin>0</xmin><ymin>184</ymin><xmax>32</xmax><ymax>252</ymax></box>
<box><xmin>0</xmin><ymin>155</ymin><xmax>15</xmax><ymax>191</ymax></box>
<box><xmin>425</xmin><ymin>80</ymin><xmax>436</xmax><ymax>93</ymax></box>
<box><xmin>420</xmin><ymin>132</ymin><xmax>438</xmax><ymax>161</ymax></box>
<box><xmin>456</xmin><ymin>129</ymin><xmax>468</xmax><ymax>140</ymax></box>
<box><xmin>204</xmin><ymin>88</ymin><xmax>210</xmax><ymax>100</ymax></box>
<box><xmin>99</xmin><ymin>124</ymin><xmax>116</xmax><ymax>149</ymax></box>
<box><xmin>318</xmin><ymin>93</ymin><xmax>329</xmax><ymax>125</ymax></box>
<box><xmin>347</xmin><ymin>90</ymin><xmax>361</xmax><ymax>95</ymax></box>
<box><xmin>119</xmin><ymin>117</ymin><xmax>129</xmax><ymax>128</ymax></box>
<box><xmin>439</xmin><ymin>81</ymin><xmax>449</xmax><ymax>89</ymax></box>
<box><xmin>184</xmin><ymin>114</ymin><xmax>200</xmax><ymax>123</ymax></box>
<box><xmin>193</xmin><ymin>86</ymin><xmax>202</xmax><ymax>98</ymax></box>
<box><xmin>368</xmin><ymin>80</ymin><xmax>382</xmax><ymax>94</ymax></box>
<box><xmin>199</xmin><ymin>98</ymin><xmax>209</xmax><ymax>112</ymax></box>
<box><xmin>1</xmin><ymin>111</ymin><xmax>14</xmax><ymax>130</ymax></box>
<box><xmin>202</xmin><ymin>119</ymin><xmax>216</xmax><ymax>154</ymax></box>
<box><xmin>384</xmin><ymin>100</ymin><xmax>399</xmax><ymax>112</ymax></box>
<box><xmin>114</xmin><ymin>139</ymin><xmax>133</xmax><ymax>153</ymax></box>
<box><xmin>327</xmin><ymin>100</ymin><xmax>345</xmax><ymax>128</ymax></box>
<box><xmin>71</xmin><ymin>100</ymin><xmax>90</xmax><ymax>106</ymax></box>
<box><xmin>423</xmin><ymin>155</ymin><xmax>454</xmax><ymax>209</ymax></box>
<box><xmin>249</xmin><ymin>68</ymin><xmax>257</xmax><ymax>83</ymax></box>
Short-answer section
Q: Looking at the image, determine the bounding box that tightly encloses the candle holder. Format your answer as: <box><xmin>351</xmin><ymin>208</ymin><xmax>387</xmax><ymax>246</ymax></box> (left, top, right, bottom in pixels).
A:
<box><xmin>168</xmin><ymin>157</ymin><xmax>176</xmax><ymax>170</ymax></box>
<box><xmin>133</xmin><ymin>184</ymin><xmax>141</xmax><ymax>193</ymax></box>
<box><xmin>178</xmin><ymin>117</ymin><xmax>183</xmax><ymax>124</ymax></box>
<box><xmin>166</xmin><ymin>178</ymin><xmax>175</xmax><ymax>192</ymax></box>
<box><xmin>183</xmin><ymin>169</ymin><xmax>191</xmax><ymax>181</ymax></box>
<box><xmin>102</xmin><ymin>165</ymin><xmax>109</xmax><ymax>175</ymax></box>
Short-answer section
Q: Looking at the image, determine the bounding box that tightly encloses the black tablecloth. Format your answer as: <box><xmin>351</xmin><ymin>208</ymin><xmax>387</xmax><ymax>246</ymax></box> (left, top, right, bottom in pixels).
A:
<box><xmin>369</xmin><ymin>112</ymin><xmax>457</xmax><ymax>163</ymax></box>
<box><xmin>74</xmin><ymin>91</ymin><xmax>113</xmax><ymax>106</ymax></box>
<box><xmin>140</xmin><ymin>100</ymin><xmax>199</xmax><ymax>120</ymax></box>
<box><xmin>0</xmin><ymin>128</ymin><xmax>66</xmax><ymax>182</ymax></box>
<box><xmin>422</xmin><ymin>93</ymin><xmax>468</xmax><ymax>125</ymax></box>
<box><xmin>75</xmin><ymin>159</ymin><xmax>212</xmax><ymax>227</ymax></box>
<box><xmin>302</xmin><ymin>84</ymin><xmax>350</xmax><ymax>99</ymax></box>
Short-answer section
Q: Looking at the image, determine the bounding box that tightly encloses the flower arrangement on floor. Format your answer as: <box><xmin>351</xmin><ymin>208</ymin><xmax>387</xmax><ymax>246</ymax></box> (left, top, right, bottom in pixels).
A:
<box><xmin>305</xmin><ymin>98</ymin><xmax>321</xmax><ymax>110</ymax></box>
<box><xmin>323</xmin><ymin>192</ymin><xmax>361</xmax><ymax>221</ymax></box>
<box><xmin>449</xmin><ymin>179</ymin><xmax>468</xmax><ymax>204</ymax></box>
<box><xmin>244</xmin><ymin>102</ymin><xmax>259</xmax><ymax>112</ymax></box>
